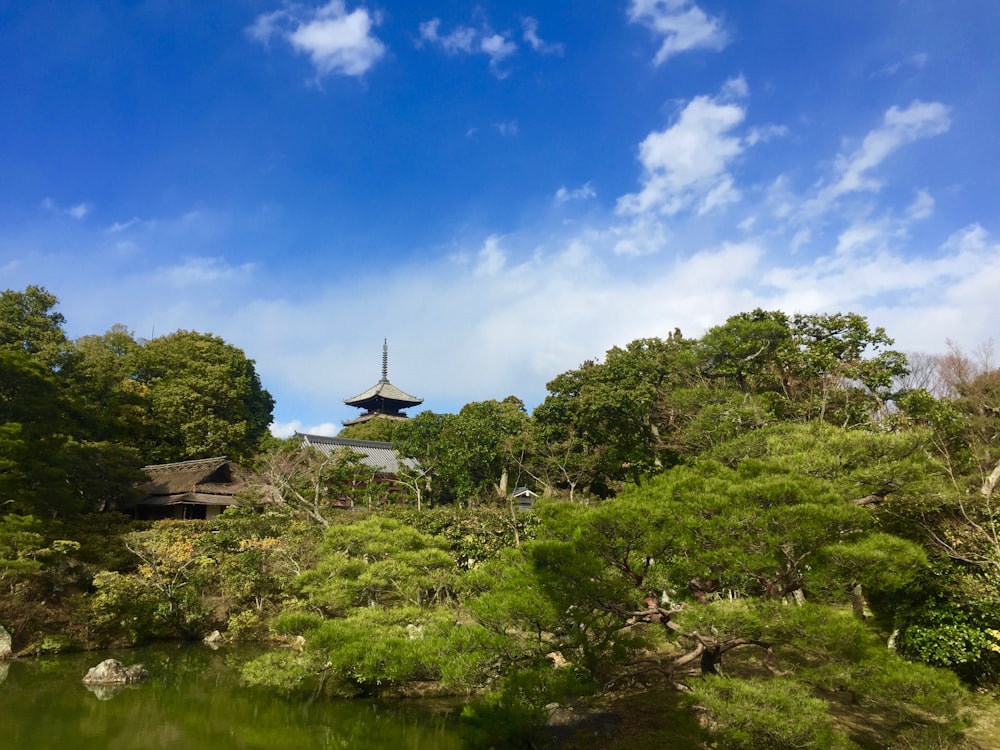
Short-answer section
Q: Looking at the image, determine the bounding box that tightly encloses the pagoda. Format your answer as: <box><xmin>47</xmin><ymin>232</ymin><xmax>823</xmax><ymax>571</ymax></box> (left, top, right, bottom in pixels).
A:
<box><xmin>343</xmin><ymin>340</ymin><xmax>423</xmax><ymax>426</ymax></box>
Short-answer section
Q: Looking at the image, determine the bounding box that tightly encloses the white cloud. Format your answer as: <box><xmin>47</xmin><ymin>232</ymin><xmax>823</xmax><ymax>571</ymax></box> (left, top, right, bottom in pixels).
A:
<box><xmin>249</xmin><ymin>1</ymin><xmax>386</xmax><ymax>79</ymax></box>
<box><xmin>745</xmin><ymin>124</ymin><xmax>789</xmax><ymax>146</ymax></box>
<box><xmin>698</xmin><ymin>176</ymin><xmax>741</xmax><ymax>215</ymax></box>
<box><xmin>418</xmin><ymin>18</ymin><xmax>476</xmax><ymax>53</ymax></box>
<box><xmin>418</xmin><ymin>15</ymin><xmax>561</xmax><ymax>77</ymax></box>
<box><xmin>907</xmin><ymin>189</ymin><xmax>935</xmax><ymax>220</ymax></box>
<box><xmin>15</xmin><ymin>208</ymin><xmax>1000</xmax><ymax>429</ymax></box>
<box><xmin>494</xmin><ymin>120</ymin><xmax>519</xmax><ymax>137</ymax></box>
<box><xmin>418</xmin><ymin>18</ymin><xmax>518</xmax><ymax>77</ymax></box>
<box><xmin>834</xmin><ymin>222</ymin><xmax>888</xmax><ymax>256</ymax></box>
<box><xmin>627</xmin><ymin>0</ymin><xmax>728</xmax><ymax>64</ymax></box>
<box><xmin>271</xmin><ymin>420</ymin><xmax>339</xmax><ymax>438</ymax></box>
<box><xmin>611</xmin><ymin>217</ymin><xmax>670</xmax><ymax>256</ymax></box>
<box><xmin>481</xmin><ymin>33</ymin><xmax>518</xmax><ymax>76</ymax></box>
<box><xmin>759</xmin><ymin>224</ymin><xmax>1000</xmax><ymax>350</ymax></box>
<box><xmin>158</xmin><ymin>257</ymin><xmax>257</xmax><ymax>286</ymax></box>
<box><xmin>106</xmin><ymin>217</ymin><xmax>142</xmax><ymax>233</ymax></box>
<box><xmin>873</xmin><ymin>52</ymin><xmax>929</xmax><ymax>78</ymax></box>
<box><xmin>555</xmin><ymin>182</ymin><xmax>597</xmax><ymax>203</ymax></box>
<box><xmin>813</xmin><ymin>100</ymin><xmax>951</xmax><ymax>208</ymax></box>
<box><xmin>617</xmin><ymin>78</ymin><xmax>748</xmax><ymax>216</ymax></box>
<box><xmin>521</xmin><ymin>17</ymin><xmax>564</xmax><ymax>55</ymax></box>
<box><xmin>42</xmin><ymin>197</ymin><xmax>91</xmax><ymax>220</ymax></box>
<box><xmin>473</xmin><ymin>235</ymin><xmax>507</xmax><ymax>277</ymax></box>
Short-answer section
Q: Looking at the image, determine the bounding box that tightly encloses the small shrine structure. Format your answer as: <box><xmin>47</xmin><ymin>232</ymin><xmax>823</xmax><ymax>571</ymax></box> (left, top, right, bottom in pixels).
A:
<box><xmin>343</xmin><ymin>340</ymin><xmax>423</xmax><ymax>426</ymax></box>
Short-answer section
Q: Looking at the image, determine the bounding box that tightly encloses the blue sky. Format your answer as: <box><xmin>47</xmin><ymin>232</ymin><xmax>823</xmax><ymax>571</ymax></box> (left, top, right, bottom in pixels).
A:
<box><xmin>2</xmin><ymin>1</ymin><xmax>998</xmax><ymax>435</ymax></box>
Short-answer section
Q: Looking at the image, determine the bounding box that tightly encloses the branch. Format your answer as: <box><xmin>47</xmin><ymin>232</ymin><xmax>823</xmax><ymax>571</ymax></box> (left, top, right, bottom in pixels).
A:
<box><xmin>852</xmin><ymin>493</ymin><xmax>885</xmax><ymax>506</ymax></box>
<box><xmin>982</xmin><ymin>457</ymin><xmax>1000</xmax><ymax>498</ymax></box>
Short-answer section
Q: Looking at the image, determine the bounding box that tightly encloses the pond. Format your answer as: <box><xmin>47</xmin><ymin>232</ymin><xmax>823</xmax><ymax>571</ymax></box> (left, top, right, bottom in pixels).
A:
<box><xmin>0</xmin><ymin>644</ymin><xmax>465</xmax><ymax>749</ymax></box>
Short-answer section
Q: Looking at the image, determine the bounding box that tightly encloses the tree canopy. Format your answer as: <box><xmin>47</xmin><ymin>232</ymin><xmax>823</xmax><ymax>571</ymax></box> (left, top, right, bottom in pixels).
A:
<box><xmin>0</xmin><ymin>287</ymin><xmax>274</xmax><ymax>517</ymax></box>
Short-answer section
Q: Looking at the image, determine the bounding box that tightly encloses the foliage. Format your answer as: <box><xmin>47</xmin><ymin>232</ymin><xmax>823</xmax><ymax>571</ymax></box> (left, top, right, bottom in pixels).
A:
<box><xmin>101</xmin><ymin>523</ymin><xmax>218</xmax><ymax>639</ymax></box>
<box><xmin>0</xmin><ymin>286</ymin><xmax>70</xmax><ymax>370</ymax></box>
<box><xmin>130</xmin><ymin>330</ymin><xmax>274</xmax><ymax>462</ymax></box>
<box><xmin>336</xmin><ymin>417</ymin><xmax>401</xmax><ymax>442</ymax></box>
<box><xmin>691</xmin><ymin>676</ymin><xmax>848</xmax><ymax>750</ymax></box>
<box><xmin>0</xmin><ymin>360</ymin><xmax>140</xmax><ymax>513</ymax></box>
<box><xmin>304</xmin><ymin>605</ymin><xmax>461</xmax><ymax>696</ymax></box>
<box><xmin>247</xmin><ymin>438</ymin><xmax>371</xmax><ymax>526</ymax></box>
<box><xmin>0</xmin><ymin>514</ymin><xmax>46</xmax><ymax>585</ymax></box>
<box><xmin>380</xmin><ymin>505</ymin><xmax>538</xmax><ymax>569</ymax></box>
<box><xmin>209</xmin><ymin>505</ymin><xmax>318</xmax><ymax>613</ymax></box>
<box><xmin>460</xmin><ymin>666</ymin><xmax>590</xmax><ymax>749</ymax></box>
<box><xmin>534</xmin><ymin>334</ymin><xmax>695</xmax><ymax>491</ymax></box>
<box><xmin>395</xmin><ymin>398</ymin><xmax>530</xmax><ymax>504</ymax></box>
<box><xmin>295</xmin><ymin>516</ymin><xmax>455</xmax><ymax>612</ymax></box>
<box><xmin>893</xmin><ymin>561</ymin><xmax>1000</xmax><ymax>686</ymax></box>
<box><xmin>90</xmin><ymin>569</ymin><xmax>171</xmax><ymax>643</ymax></box>
<box><xmin>244</xmin><ymin>518</ymin><xmax>467</xmax><ymax>697</ymax></box>
<box><xmin>0</xmin><ymin>290</ymin><xmax>994</xmax><ymax>747</ymax></box>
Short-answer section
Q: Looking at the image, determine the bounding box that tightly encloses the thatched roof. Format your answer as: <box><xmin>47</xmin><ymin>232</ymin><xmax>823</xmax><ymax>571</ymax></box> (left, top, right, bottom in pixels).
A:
<box><xmin>136</xmin><ymin>457</ymin><xmax>247</xmax><ymax>507</ymax></box>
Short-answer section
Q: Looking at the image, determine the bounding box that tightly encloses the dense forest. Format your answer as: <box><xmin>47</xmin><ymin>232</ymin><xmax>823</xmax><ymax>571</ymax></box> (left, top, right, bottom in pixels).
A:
<box><xmin>2</xmin><ymin>284</ymin><xmax>999</xmax><ymax>748</ymax></box>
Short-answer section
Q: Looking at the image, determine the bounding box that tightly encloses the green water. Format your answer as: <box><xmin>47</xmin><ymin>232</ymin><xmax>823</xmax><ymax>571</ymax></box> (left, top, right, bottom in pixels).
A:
<box><xmin>0</xmin><ymin>644</ymin><xmax>465</xmax><ymax>749</ymax></box>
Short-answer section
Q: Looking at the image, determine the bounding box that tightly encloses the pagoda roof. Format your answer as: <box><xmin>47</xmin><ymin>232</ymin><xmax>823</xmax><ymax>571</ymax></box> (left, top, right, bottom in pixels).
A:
<box><xmin>344</xmin><ymin>378</ymin><xmax>423</xmax><ymax>408</ymax></box>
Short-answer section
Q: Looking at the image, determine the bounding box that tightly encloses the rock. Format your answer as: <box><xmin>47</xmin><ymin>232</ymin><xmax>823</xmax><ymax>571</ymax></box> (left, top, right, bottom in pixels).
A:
<box><xmin>203</xmin><ymin>630</ymin><xmax>223</xmax><ymax>649</ymax></box>
<box><xmin>82</xmin><ymin>659</ymin><xmax>148</xmax><ymax>685</ymax></box>
<box><xmin>0</xmin><ymin>625</ymin><xmax>11</xmax><ymax>659</ymax></box>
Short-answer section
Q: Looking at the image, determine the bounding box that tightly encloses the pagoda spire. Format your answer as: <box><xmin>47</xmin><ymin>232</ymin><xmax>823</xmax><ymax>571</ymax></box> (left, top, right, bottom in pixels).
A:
<box><xmin>342</xmin><ymin>340</ymin><xmax>423</xmax><ymax>426</ymax></box>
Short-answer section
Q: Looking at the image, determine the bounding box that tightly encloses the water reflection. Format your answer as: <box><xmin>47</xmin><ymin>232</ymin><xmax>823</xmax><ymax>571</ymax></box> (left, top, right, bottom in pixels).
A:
<box><xmin>1</xmin><ymin>644</ymin><xmax>464</xmax><ymax>750</ymax></box>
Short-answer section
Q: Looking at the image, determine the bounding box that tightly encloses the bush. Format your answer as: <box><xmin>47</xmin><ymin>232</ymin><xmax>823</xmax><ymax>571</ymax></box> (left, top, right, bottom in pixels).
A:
<box><xmin>691</xmin><ymin>676</ymin><xmax>850</xmax><ymax>750</ymax></box>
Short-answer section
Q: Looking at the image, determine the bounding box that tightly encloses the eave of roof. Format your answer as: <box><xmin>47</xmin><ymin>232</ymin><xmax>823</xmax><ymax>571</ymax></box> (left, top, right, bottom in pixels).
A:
<box><xmin>344</xmin><ymin>379</ymin><xmax>423</xmax><ymax>407</ymax></box>
<box><xmin>297</xmin><ymin>434</ymin><xmax>420</xmax><ymax>474</ymax></box>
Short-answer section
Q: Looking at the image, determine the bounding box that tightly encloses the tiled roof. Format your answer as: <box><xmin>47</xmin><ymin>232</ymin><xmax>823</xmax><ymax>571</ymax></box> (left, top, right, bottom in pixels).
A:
<box><xmin>344</xmin><ymin>379</ymin><xmax>422</xmax><ymax>406</ymax></box>
<box><xmin>297</xmin><ymin>434</ymin><xmax>420</xmax><ymax>475</ymax></box>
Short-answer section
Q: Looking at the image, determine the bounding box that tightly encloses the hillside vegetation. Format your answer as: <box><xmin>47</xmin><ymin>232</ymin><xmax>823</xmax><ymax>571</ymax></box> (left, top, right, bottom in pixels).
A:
<box><xmin>2</xmin><ymin>286</ymin><xmax>999</xmax><ymax>748</ymax></box>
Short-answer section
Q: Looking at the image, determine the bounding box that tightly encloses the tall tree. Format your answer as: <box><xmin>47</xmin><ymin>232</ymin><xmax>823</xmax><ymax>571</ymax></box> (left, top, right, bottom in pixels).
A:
<box><xmin>130</xmin><ymin>331</ymin><xmax>274</xmax><ymax>463</ymax></box>
<box><xmin>535</xmin><ymin>334</ymin><xmax>696</xmax><ymax>489</ymax></box>
<box><xmin>0</xmin><ymin>286</ymin><xmax>70</xmax><ymax>371</ymax></box>
<box><xmin>394</xmin><ymin>399</ymin><xmax>530</xmax><ymax>504</ymax></box>
<box><xmin>64</xmin><ymin>325</ymin><xmax>145</xmax><ymax>444</ymax></box>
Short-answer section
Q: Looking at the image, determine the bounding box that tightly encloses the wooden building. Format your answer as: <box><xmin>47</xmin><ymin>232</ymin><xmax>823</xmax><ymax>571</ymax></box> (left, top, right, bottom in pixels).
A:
<box><xmin>131</xmin><ymin>457</ymin><xmax>247</xmax><ymax>520</ymax></box>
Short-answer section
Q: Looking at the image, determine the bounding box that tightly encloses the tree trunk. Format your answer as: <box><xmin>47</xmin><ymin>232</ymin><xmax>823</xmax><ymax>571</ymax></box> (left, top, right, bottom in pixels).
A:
<box><xmin>849</xmin><ymin>583</ymin><xmax>871</xmax><ymax>619</ymax></box>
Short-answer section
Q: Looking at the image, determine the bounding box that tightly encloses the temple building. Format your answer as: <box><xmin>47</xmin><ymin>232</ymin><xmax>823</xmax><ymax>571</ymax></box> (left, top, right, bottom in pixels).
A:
<box><xmin>342</xmin><ymin>340</ymin><xmax>423</xmax><ymax>426</ymax></box>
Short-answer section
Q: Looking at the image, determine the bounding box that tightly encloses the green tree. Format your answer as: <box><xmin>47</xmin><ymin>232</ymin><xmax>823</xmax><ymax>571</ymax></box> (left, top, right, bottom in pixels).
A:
<box><xmin>0</xmin><ymin>286</ymin><xmax>70</xmax><ymax>371</ymax></box>
<box><xmin>698</xmin><ymin>309</ymin><xmax>792</xmax><ymax>395</ymax></box>
<box><xmin>243</xmin><ymin>517</ymin><xmax>462</xmax><ymax>697</ymax></box>
<box><xmin>394</xmin><ymin>399</ymin><xmax>530</xmax><ymax>504</ymax></box>
<box><xmin>787</xmin><ymin>312</ymin><xmax>908</xmax><ymax>425</ymax></box>
<box><xmin>63</xmin><ymin>325</ymin><xmax>145</xmax><ymax>444</ymax></box>
<box><xmin>336</xmin><ymin>417</ymin><xmax>401</xmax><ymax>442</ymax></box>
<box><xmin>248</xmin><ymin>438</ymin><xmax>369</xmax><ymax>526</ymax></box>
<box><xmin>534</xmin><ymin>334</ymin><xmax>696</xmax><ymax>490</ymax></box>
<box><xmin>130</xmin><ymin>330</ymin><xmax>274</xmax><ymax>463</ymax></box>
<box><xmin>392</xmin><ymin>411</ymin><xmax>455</xmax><ymax>503</ymax></box>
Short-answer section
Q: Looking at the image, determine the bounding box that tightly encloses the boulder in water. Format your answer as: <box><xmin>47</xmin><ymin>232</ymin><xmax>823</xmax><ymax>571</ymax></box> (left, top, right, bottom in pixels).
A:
<box><xmin>82</xmin><ymin>659</ymin><xmax>148</xmax><ymax>685</ymax></box>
